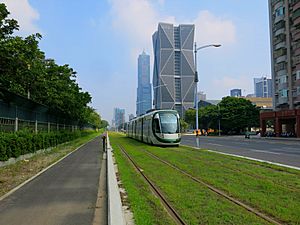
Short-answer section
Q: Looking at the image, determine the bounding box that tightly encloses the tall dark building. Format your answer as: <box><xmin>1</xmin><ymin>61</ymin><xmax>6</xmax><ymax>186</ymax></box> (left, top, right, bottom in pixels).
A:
<box><xmin>136</xmin><ymin>51</ymin><xmax>152</xmax><ymax>116</ymax></box>
<box><xmin>230</xmin><ymin>89</ymin><xmax>242</xmax><ymax>97</ymax></box>
<box><xmin>152</xmin><ymin>23</ymin><xmax>195</xmax><ymax>117</ymax></box>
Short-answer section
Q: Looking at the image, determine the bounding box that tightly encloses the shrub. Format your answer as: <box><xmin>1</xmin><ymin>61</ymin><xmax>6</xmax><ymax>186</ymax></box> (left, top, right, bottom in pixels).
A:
<box><xmin>0</xmin><ymin>130</ymin><xmax>91</xmax><ymax>161</ymax></box>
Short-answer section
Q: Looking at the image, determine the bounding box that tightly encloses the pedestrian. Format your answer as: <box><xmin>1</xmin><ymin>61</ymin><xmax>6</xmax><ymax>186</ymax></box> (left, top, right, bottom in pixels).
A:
<box><xmin>101</xmin><ymin>134</ymin><xmax>107</xmax><ymax>152</ymax></box>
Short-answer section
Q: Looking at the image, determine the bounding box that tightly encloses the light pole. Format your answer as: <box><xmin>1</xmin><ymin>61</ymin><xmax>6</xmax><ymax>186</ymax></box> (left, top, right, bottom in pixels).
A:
<box><xmin>194</xmin><ymin>43</ymin><xmax>221</xmax><ymax>134</ymax></box>
<box><xmin>218</xmin><ymin>104</ymin><xmax>221</xmax><ymax>136</ymax></box>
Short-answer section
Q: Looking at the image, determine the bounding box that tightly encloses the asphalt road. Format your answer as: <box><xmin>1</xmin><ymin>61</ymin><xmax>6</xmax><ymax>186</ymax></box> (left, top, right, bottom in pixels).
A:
<box><xmin>0</xmin><ymin>136</ymin><xmax>106</xmax><ymax>225</ymax></box>
<box><xmin>181</xmin><ymin>135</ymin><xmax>300</xmax><ymax>168</ymax></box>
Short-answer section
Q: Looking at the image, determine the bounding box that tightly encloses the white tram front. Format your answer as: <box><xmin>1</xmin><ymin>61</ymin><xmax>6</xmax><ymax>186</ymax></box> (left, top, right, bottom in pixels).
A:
<box><xmin>127</xmin><ymin>110</ymin><xmax>181</xmax><ymax>146</ymax></box>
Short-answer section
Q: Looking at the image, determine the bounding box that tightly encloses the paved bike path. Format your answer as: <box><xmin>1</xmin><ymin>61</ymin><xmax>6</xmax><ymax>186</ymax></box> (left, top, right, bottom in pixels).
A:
<box><xmin>0</xmin><ymin>137</ymin><xmax>104</xmax><ymax>225</ymax></box>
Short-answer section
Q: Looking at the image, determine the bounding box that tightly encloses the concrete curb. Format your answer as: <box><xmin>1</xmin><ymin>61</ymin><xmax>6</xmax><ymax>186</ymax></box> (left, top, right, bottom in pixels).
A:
<box><xmin>106</xmin><ymin>134</ymin><xmax>126</xmax><ymax>225</ymax></box>
<box><xmin>0</xmin><ymin>136</ymin><xmax>99</xmax><ymax>202</ymax></box>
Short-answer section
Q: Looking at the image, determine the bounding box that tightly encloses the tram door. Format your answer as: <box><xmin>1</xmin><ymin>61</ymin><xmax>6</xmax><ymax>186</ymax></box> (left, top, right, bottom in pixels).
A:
<box><xmin>141</xmin><ymin>118</ymin><xmax>143</xmax><ymax>142</ymax></box>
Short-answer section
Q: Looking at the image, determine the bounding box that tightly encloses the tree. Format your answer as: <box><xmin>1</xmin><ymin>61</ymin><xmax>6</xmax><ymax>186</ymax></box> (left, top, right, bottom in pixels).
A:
<box><xmin>218</xmin><ymin>97</ymin><xmax>260</xmax><ymax>134</ymax></box>
<box><xmin>180</xmin><ymin>119</ymin><xmax>188</xmax><ymax>133</ymax></box>
<box><xmin>0</xmin><ymin>3</ymin><xmax>19</xmax><ymax>39</ymax></box>
<box><xmin>0</xmin><ymin>3</ymin><xmax>100</xmax><ymax>128</ymax></box>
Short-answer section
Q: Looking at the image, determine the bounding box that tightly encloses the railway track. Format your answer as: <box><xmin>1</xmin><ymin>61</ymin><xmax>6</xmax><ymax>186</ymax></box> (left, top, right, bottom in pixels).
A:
<box><xmin>117</xmin><ymin>143</ymin><xmax>283</xmax><ymax>225</ymax></box>
<box><xmin>141</xmin><ymin>148</ymin><xmax>283</xmax><ymax>225</ymax></box>
<box><xmin>117</xmin><ymin>144</ymin><xmax>187</xmax><ymax>225</ymax></box>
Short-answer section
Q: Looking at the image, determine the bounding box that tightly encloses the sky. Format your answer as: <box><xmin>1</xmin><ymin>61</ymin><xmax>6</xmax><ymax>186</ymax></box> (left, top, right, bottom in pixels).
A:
<box><xmin>1</xmin><ymin>0</ymin><xmax>271</xmax><ymax>123</ymax></box>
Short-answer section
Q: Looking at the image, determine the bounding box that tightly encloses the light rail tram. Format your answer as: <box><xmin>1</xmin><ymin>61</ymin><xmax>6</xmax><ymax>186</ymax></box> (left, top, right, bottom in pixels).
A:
<box><xmin>127</xmin><ymin>109</ymin><xmax>181</xmax><ymax>146</ymax></box>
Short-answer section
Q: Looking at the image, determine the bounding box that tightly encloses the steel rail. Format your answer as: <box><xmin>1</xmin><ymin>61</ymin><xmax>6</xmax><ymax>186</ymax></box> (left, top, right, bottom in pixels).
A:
<box><xmin>117</xmin><ymin>144</ymin><xmax>187</xmax><ymax>225</ymax></box>
<box><xmin>142</xmin><ymin>149</ymin><xmax>283</xmax><ymax>225</ymax></box>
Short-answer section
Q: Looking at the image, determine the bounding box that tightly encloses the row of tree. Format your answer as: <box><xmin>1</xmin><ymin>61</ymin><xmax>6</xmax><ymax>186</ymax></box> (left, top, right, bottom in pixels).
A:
<box><xmin>184</xmin><ymin>97</ymin><xmax>260</xmax><ymax>134</ymax></box>
<box><xmin>0</xmin><ymin>3</ymin><xmax>108</xmax><ymax>129</ymax></box>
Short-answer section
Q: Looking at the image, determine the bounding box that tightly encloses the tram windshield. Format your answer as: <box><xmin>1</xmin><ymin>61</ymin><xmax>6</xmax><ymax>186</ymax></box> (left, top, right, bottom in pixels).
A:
<box><xmin>159</xmin><ymin>113</ymin><xmax>179</xmax><ymax>134</ymax></box>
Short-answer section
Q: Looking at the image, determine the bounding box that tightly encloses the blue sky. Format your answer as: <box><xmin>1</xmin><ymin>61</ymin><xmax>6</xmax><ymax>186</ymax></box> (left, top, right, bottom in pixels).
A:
<box><xmin>1</xmin><ymin>0</ymin><xmax>271</xmax><ymax>123</ymax></box>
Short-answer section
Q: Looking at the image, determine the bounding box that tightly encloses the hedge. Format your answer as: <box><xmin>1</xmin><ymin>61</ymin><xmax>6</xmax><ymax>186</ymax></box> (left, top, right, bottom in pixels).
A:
<box><xmin>0</xmin><ymin>130</ymin><xmax>88</xmax><ymax>161</ymax></box>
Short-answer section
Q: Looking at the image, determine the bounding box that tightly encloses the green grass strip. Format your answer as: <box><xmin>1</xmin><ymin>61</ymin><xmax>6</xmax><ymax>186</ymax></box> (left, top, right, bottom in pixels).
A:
<box><xmin>111</xmin><ymin>136</ymin><xmax>176</xmax><ymax>225</ymax></box>
<box><xmin>109</xmin><ymin>133</ymin><xmax>274</xmax><ymax>225</ymax></box>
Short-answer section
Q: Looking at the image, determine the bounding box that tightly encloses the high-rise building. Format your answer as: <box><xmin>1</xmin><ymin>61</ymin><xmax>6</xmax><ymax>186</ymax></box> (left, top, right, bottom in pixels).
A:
<box><xmin>197</xmin><ymin>91</ymin><xmax>207</xmax><ymax>101</ymax></box>
<box><xmin>152</xmin><ymin>23</ymin><xmax>195</xmax><ymax>117</ymax></box>
<box><xmin>129</xmin><ymin>114</ymin><xmax>134</xmax><ymax>121</ymax></box>
<box><xmin>260</xmin><ymin>0</ymin><xmax>300</xmax><ymax>138</ymax></box>
<box><xmin>113</xmin><ymin>108</ymin><xmax>125</xmax><ymax>129</ymax></box>
<box><xmin>230</xmin><ymin>89</ymin><xmax>242</xmax><ymax>97</ymax></box>
<box><xmin>268</xmin><ymin>0</ymin><xmax>300</xmax><ymax>109</ymax></box>
<box><xmin>136</xmin><ymin>51</ymin><xmax>152</xmax><ymax>116</ymax></box>
<box><xmin>254</xmin><ymin>76</ymin><xmax>273</xmax><ymax>97</ymax></box>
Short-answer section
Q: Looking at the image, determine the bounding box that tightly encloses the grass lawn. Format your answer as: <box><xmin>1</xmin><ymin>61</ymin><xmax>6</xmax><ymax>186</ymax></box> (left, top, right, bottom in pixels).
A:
<box><xmin>109</xmin><ymin>132</ymin><xmax>300</xmax><ymax>225</ymax></box>
<box><xmin>0</xmin><ymin>130</ymin><xmax>101</xmax><ymax>198</ymax></box>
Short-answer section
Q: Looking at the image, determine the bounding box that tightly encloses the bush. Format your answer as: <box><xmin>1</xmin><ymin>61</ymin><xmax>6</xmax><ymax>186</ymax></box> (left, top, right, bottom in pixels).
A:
<box><xmin>0</xmin><ymin>130</ymin><xmax>92</xmax><ymax>161</ymax></box>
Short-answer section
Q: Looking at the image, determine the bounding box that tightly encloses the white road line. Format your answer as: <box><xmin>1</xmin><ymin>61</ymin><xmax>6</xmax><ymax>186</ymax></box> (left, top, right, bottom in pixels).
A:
<box><xmin>249</xmin><ymin>149</ymin><xmax>282</xmax><ymax>155</ymax></box>
<box><xmin>207</xmin><ymin>143</ymin><xmax>223</xmax><ymax>147</ymax></box>
<box><xmin>180</xmin><ymin>144</ymin><xmax>300</xmax><ymax>171</ymax></box>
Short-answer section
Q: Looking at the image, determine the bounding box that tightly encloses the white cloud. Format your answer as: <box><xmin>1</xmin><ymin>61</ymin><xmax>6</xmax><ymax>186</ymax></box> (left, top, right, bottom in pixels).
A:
<box><xmin>0</xmin><ymin>0</ymin><xmax>40</xmax><ymax>34</ymax></box>
<box><xmin>108</xmin><ymin>0</ymin><xmax>236</xmax><ymax>59</ymax></box>
<box><xmin>193</xmin><ymin>10</ymin><xmax>236</xmax><ymax>45</ymax></box>
<box><xmin>109</xmin><ymin>0</ymin><xmax>174</xmax><ymax>48</ymax></box>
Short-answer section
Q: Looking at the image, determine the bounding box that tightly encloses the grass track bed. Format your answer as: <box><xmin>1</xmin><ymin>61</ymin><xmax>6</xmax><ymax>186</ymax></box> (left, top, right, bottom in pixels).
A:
<box><xmin>110</xmin><ymin>133</ymin><xmax>300</xmax><ymax>224</ymax></box>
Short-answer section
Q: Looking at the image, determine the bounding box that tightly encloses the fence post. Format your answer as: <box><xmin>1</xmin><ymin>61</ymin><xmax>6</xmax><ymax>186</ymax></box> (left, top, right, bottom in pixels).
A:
<box><xmin>35</xmin><ymin>120</ymin><xmax>38</xmax><ymax>134</ymax></box>
<box><xmin>48</xmin><ymin>122</ymin><xmax>50</xmax><ymax>133</ymax></box>
<box><xmin>15</xmin><ymin>106</ymin><xmax>18</xmax><ymax>132</ymax></box>
<box><xmin>15</xmin><ymin>117</ymin><xmax>18</xmax><ymax>132</ymax></box>
<box><xmin>57</xmin><ymin>123</ymin><xmax>59</xmax><ymax>131</ymax></box>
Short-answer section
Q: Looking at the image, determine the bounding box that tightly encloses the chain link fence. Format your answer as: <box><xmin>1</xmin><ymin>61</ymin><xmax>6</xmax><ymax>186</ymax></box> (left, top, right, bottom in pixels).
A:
<box><xmin>0</xmin><ymin>88</ymin><xmax>79</xmax><ymax>133</ymax></box>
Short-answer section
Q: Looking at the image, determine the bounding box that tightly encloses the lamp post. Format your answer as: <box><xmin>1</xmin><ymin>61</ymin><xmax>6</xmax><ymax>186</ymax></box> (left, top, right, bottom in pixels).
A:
<box><xmin>194</xmin><ymin>43</ymin><xmax>221</xmax><ymax>134</ymax></box>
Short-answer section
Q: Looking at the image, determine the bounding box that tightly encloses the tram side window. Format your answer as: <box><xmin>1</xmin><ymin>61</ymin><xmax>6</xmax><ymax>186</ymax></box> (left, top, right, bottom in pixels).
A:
<box><xmin>153</xmin><ymin>118</ymin><xmax>161</xmax><ymax>133</ymax></box>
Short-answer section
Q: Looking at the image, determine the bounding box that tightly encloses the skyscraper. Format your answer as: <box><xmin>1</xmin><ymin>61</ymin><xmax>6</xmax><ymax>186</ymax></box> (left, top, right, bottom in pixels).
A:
<box><xmin>253</xmin><ymin>76</ymin><xmax>272</xmax><ymax>98</ymax></box>
<box><xmin>230</xmin><ymin>89</ymin><xmax>242</xmax><ymax>97</ymax></box>
<box><xmin>136</xmin><ymin>51</ymin><xmax>152</xmax><ymax>116</ymax></box>
<box><xmin>113</xmin><ymin>108</ymin><xmax>125</xmax><ymax>129</ymax></box>
<box><xmin>152</xmin><ymin>23</ymin><xmax>195</xmax><ymax>117</ymax></box>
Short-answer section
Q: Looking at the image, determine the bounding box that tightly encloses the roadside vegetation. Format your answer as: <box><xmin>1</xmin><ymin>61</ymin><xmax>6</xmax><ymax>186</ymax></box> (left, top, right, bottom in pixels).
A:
<box><xmin>110</xmin><ymin>132</ymin><xmax>300</xmax><ymax>225</ymax></box>
<box><xmin>184</xmin><ymin>96</ymin><xmax>260</xmax><ymax>134</ymax></box>
<box><xmin>0</xmin><ymin>130</ymin><xmax>100</xmax><ymax>198</ymax></box>
<box><xmin>0</xmin><ymin>3</ymin><xmax>108</xmax><ymax>128</ymax></box>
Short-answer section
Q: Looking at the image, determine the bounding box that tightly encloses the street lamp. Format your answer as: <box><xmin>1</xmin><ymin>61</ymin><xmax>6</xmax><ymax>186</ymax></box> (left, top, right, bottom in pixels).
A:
<box><xmin>194</xmin><ymin>43</ymin><xmax>221</xmax><ymax>134</ymax></box>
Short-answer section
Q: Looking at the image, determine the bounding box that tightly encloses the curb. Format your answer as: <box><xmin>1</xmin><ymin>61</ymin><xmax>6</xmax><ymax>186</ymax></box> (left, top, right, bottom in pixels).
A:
<box><xmin>0</xmin><ymin>136</ymin><xmax>99</xmax><ymax>202</ymax></box>
<box><xmin>106</xmin><ymin>134</ymin><xmax>126</xmax><ymax>225</ymax></box>
<box><xmin>181</xmin><ymin>144</ymin><xmax>300</xmax><ymax>171</ymax></box>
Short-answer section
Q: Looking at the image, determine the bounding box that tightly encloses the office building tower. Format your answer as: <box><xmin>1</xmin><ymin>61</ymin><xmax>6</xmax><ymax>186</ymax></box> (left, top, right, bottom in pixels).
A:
<box><xmin>230</xmin><ymin>89</ymin><xmax>242</xmax><ymax>97</ymax></box>
<box><xmin>113</xmin><ymin>108</ymin><xmax>125</xmax><ymax>129</ymax></box>
<box><xmin>260</xmin><ymin>0</ymin><xmax>300</xmax><ymax>138</ymax></box>
<box><xmin>152</xmin><ymin>23</ymin><xmax>195</xmax><ymax>117</ymax></box>
<box><xmin>136</xmin><ymin>51</ymin><xmax>152</xmax><ymax>116</ymax></box>
<box><xmin>254</xmin><ymin>76</ymin><xmax>273</xmax><ymax>97</ymax></box>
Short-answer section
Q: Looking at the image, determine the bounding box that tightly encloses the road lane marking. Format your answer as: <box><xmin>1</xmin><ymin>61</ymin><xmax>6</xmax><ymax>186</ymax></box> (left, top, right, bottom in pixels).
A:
<box><xmin>249</xmin><ymin>149</ymin><xmax>282</xmax><ymax>155</ymax></box>
<box><xmin>180</xmin><ymin>144</ymin><xmax>300</xmax><ymax>171</ymax></box>
<box><xmin>207</xmin><ymin>143</ymin><xmax>223</xmax><ymax>147</ymax></box>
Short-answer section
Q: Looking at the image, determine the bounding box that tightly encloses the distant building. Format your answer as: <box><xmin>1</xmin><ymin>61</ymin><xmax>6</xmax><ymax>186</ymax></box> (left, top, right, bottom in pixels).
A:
<box><xmin>152</xmin><ymin>22</ymin><xmax>195</xmax><ymax>117</ymax></box>
<box><xmin>129</xmin><ymin>114</ymin><xmax>134</xmax><ymax>121</ymax></box>
<box><xmin>136</xmin><ymin>51</ymin><xmax>152</xmax><ymax>116</ymax></box>
<box><xmin>254</xmin><ymin>76</ymin><xmax>272</xmax><ymax>97</ymax></box>
<box><xmin>197</xmin><ymin>91</ymin><xmax>206</xmax><ymax>101</ymax></box>
<box><xmin>230</xmin><ymin>89</ymin><xmax>242</xmax><ymax>97</ymax></box>
<box><xmin>243</xmin><ymin>97</ymin><xmax>273</xmax><ymax>109</ymax></box>
<box><xmin>113</xmin><ymin>108</ymin><xmax>125</xmax><ymax>129</ymax></box>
